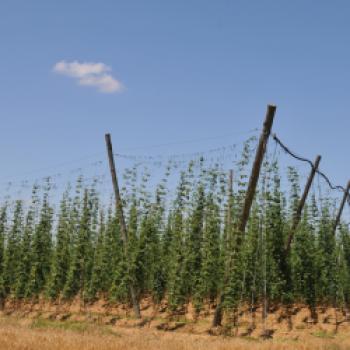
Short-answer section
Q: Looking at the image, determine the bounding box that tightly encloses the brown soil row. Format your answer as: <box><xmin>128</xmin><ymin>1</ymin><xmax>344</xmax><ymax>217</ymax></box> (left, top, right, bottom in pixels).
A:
<box><xmin>2</xmin><ymin>298</ymin><xmax>350</xmax><ymax>341</ymax></box>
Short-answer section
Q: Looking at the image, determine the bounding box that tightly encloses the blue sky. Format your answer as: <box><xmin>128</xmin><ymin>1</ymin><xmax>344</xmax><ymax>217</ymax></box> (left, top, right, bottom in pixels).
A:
<box><xmin>0</xmin><ymin>1</ymin><xmax>349</xmax><ymax>197</ymax></box>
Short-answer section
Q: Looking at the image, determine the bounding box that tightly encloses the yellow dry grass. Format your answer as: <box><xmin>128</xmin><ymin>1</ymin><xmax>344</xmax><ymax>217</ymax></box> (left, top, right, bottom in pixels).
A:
<box><xmin>0</xmin><ymin>315</ymin><xmax>349</xmax><ymax>350</ymax></box>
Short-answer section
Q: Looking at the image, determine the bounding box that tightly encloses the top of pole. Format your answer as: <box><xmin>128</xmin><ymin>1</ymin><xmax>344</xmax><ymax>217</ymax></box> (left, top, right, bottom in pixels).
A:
<box><xmin>262</xmin><ymin>105</ymin><xmax>276</xmax><ymax>138</ymax></box>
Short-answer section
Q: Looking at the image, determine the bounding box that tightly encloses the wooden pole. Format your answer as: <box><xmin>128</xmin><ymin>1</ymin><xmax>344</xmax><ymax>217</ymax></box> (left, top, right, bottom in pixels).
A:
<box><xmin>212</xmin><ymin>105</ymin><xmax>276</xmax><ymax>328</ymax></box>
<box><xmin>332</xmin><ymin>181</ymin><xmax>350</xmax><ymax>235</ymax></box>
<box><xmin>285</xmin><ymin>155</ymin><xmax>321</xmax><ymax>254</ymax></box>
<box><xmin>238</xmin><ymin>104</ymin><xmax>276</xmax><ymax>235</ymax></box>
<box><xmin>105</xmin><ymin>133</ymin><xmax>141</xmax><ymax>319</ymax></box>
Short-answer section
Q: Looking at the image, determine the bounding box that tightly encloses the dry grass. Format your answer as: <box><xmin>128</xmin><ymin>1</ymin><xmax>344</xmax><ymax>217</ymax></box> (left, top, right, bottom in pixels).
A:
<box><xmin>0</xmin><ymin>315</ymin><xmax>349</xmax><ymax>350</ymax></box>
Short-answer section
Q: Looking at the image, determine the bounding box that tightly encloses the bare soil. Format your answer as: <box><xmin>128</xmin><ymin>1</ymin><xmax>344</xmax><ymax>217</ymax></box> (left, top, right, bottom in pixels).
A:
<box><xmin>1</xmin><ymin>298</ymin><xmax>350</xmax><ymax>349</ymax></box>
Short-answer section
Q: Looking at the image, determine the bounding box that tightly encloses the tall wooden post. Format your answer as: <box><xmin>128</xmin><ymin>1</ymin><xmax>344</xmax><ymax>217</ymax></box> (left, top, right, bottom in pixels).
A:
<box><xmin>285</xmin><ymin>155</ymin><xmax>321</xmax><ymax>254</ymax></box>
<box><xmin>212</xmin><ymin>104</ymin><xmax>276</xmax><ymax>328</ymax></box>
<box><xmin>105</xmin><ymin>133</ymin><xmax>141</xmax><ymax>319</ymax></box>
<box><xmin>332</xmin><ymin>181</ymin><xmax>350</xmax><ymax>235</ymax></box>
<box><xmin>238</xmin><ymin>104</ymin><xmax>276</xmax><ymax>235</ymax></box>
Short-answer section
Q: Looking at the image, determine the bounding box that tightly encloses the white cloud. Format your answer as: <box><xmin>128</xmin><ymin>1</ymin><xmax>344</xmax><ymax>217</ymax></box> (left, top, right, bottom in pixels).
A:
<box><xmin>53</xmin><ymin>60</ymin><xmax>123</xmax><ymax>93</ymax></box>
<box><xmin>79</xmin><ymin>74</ymin><xmax>123</xmax><ymax>93</ymax></box>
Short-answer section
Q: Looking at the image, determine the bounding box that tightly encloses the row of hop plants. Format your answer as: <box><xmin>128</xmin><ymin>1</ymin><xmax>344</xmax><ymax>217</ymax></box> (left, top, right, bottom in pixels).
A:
<box><xmin>0</xmin><ymin>138</ymin><xmax>349</xmax><ymax>324</ymax></box>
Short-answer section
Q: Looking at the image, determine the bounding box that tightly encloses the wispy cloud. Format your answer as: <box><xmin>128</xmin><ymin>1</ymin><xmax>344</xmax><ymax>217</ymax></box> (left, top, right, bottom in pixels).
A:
<box><xmin>53</xmin><ymin>60</ymin><xmax>123</xmax><ymax>93</ymax></box>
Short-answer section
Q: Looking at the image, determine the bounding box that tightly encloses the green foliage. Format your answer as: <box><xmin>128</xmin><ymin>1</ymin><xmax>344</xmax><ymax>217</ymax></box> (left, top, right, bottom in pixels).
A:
<box><xmin>63</xmin><ymin>188</ymin><xmax>95</xmax><ymax>300</ymax></box>
<box><xmin>47</xmin><ymin>190</ymin><xmax>72</xmax><ymax>299</ymax></box>
<box><xmin>167</xmin><ymin>208</ymin><xmax>186</xmax><ymax>311</ymax></box>
<box><xmin>14</xmin><ymin>185</ymin><xmax>39</xmax><ymax>299</ymax></box>
<box><xmin>291</xmin><ymin>207</ymin><xmax>317</xmax><ymax>307</ymax></box>
<box><xmin>194</xmin><ymin>192</ymin><xmax>221</xmax><ymax>309</ymax></box>
<box><xmin>4</xmin><ymin>200</ymin><xmax>23</xmax><ymax>295</ymax></box>
<box><xmin>26</xmin><ymin>184</ymin><xmax>53</xmax><ymax>298</ymax></box>
<box><xmin>1</xmin><ymin>142</ymin><xmax>350</xmax><ymax>327</ymax></box>
<box><xmin>0</xmin><ymin>205</ymin><xmax>7</xmax><ymax>300</ymax></box>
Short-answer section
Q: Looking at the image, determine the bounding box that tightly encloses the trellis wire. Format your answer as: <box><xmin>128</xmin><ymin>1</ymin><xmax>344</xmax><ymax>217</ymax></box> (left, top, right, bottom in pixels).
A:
<box><xmin>272</xmin><ymin>133</ymin><xmax>350</xmax><ymax>202</ymax></box>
